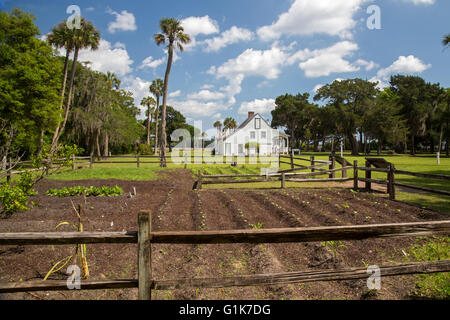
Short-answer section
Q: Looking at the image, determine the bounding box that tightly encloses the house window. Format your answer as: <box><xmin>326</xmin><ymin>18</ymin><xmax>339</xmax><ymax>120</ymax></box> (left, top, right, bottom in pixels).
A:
<box><xmin>238</xmin><ymin>144</ymin><xmax>244</xmax><ymax>154</ymax></box>
<box><xmin>255</xmin><ymin>118</ymin><xmax>261</xmax><ymax>129</ymax></box>
<box><xmin>250</xmin><ymin>131</ymin><xmax>256</xmax><ymax>139</ymax></box>
<box><xmin>261</xmin><ymin>131</ymin><xmax>266</xmax><ymax>139</ymax></box>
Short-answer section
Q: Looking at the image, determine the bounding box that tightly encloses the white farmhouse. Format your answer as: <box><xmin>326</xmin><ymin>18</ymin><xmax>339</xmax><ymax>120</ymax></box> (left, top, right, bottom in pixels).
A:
<box><xmin>214</xmin><ymin>112</ymin><xmax>289</xmax><ymax>156</ymax></box>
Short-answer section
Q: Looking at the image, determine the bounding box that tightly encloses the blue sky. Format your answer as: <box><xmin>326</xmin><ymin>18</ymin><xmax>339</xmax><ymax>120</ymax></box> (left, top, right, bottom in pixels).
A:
<box><xmin>4</xmin><ymin>0</ymin><xmax>450</xmax><ymax>135</ymax></box>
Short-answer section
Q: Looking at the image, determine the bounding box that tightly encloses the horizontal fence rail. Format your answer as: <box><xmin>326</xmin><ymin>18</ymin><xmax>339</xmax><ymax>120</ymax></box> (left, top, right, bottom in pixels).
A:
<box><xmin>2</xmin><ymin>260</ymin><xmax>448</xmax><ymax>294</ymax></box>
<box><xmin>1</xmin><ymin>221</ymin><xmax>448</xmax><ymax>246</ymax></box>
<box><xmin>152</xmin><ymin>260</ymin><xmax>450</xmax><ymax>290</ymax></box>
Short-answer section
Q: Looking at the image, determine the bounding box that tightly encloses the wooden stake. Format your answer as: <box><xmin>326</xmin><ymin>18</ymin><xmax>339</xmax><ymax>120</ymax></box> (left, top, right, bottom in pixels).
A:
<box><xmin>329</xmin><ymin>156</ymin><xmax>336</xmax><ymax>179</ymax></box>
<box><xmin>365</xmin><ymin>160</ymin><xmax>372</xmax><ymax>191</ymax></box>
<box><xmin>353</xmin><ymin>160</ymin><xmax>358</xmax><ymax>191</ymax></box>
<box><xmin>388</xmin><ymin>164</ymin><xmax>395</xmax><ymax>200</ymax></box>
<box><xmin>138</xmin><ymin>211</ymin><xmax>152</xmax><ymax>300</ymax></box>
<box><xmin>198</xmin><ymin>170</ymin><xmax>203</xmax><ymax>190</ymax></box>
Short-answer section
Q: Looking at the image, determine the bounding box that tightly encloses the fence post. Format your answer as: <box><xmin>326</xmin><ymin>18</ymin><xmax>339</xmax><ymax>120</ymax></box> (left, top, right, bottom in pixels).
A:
<box><xmin>6</xmin><ymin>157</ymin><xmax>11</xmax><ymax>182</ymax></box>
<box><xmin>138</xmin><ymin>211</ymin><xmax>152</xmax><ymax>300</ymax></box>
<box><xmin>184</xmin><ymin>153</ymin><xmax>187</xmax><ymax>169</ymax></box>
<box><xmin>342</xmin><ymin>158</ymin><xmax>347</xmax><ymax>178</ymax></box>
<box><xmin>329</xmin><ymin>156</ymin><xmax>336</xmax><ymax>178</ymax></box>
<box><xmin>198</xmin><ymin>170</ymin><xmax>203</xmax><ymax>190</ymax></box>
<box><xmin>72</xmin><ymin>154</ymin><xmax>75</xmax><ymax>171</ymax></box>
<box><xmin>311</xmin><ymin>156</ymin><xmax>315</xmax><ymax>173</ymax></box>
<box><xmin>290</xmin><ymin>151</ymin><xmax>294</xmax><ymax>170</ymax></box>
<box><xmin>89</xmin><ymin>155</ymin><xmax>93</xmax><ymax>169</ymax></box>
<box><xmin>388</xmin><ymin>164</ymin><xmax>395</xmax><ymax>200</ymax></box>
<box><xmin>278</xmin><ymin>153</ymin><xmax>281</xmax><ymax>169</ymax></box>
<box><xmin>281</xmin><ymin>173</ymin><xmax>286</xmax><ymax>189</ymax></box>
<box><xmin>353</xmin><ymin>160</ymin><xmax>358</xmax><ymax>190</ymax></box>
<box><xmin>137</xmin><ymin>155</ymin><xmax>140</xmax><ymax>168</ymax></box>
<box><xmin>365</xmin><ymin>160</ymin><xmax>371</xmax><ymax>192</ymax></box>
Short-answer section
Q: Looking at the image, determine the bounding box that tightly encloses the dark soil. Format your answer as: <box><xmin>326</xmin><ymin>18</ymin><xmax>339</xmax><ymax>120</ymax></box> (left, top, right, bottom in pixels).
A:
<box><xmin>0</xmin><ymin>169</ymin><xmax>447</xmax><ymax>300</ymax></box>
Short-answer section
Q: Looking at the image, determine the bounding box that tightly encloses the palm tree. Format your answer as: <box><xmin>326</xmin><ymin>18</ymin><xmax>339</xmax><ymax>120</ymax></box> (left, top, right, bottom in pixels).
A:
<box><xmin>150</xmin><ymin>78</ymin><xmax>164</xmax><ymax>155</ymax></box>
<box><xmin>443</xmin><ymin>34</ymin><xmax>450</xmax><ymax>48</ymax></box>
<box><xmin>154</xmin><ymin>18</ymin><xmax>191</xmax><ymax>167</ymax></box>
<box><xmin>213</xmin><ymin>121</ymin><xmax>222</xmax><ymax>137</ymax></box>
<box><xmin>141</xmin><ymin>96</ymin><xmax>156</xmax><ymax>146</ymax></box>
<box><xmin>47</xmin><ymin>21</ymin><xmax>75</xmax><ymax>154</ymax></box>
<box><xmin>223</xmin><ymin>117</ymin><xmax>237</xmax><ymax>132</ymax></box>
<box><xmin>49</xmin><ymin>18</ymin><xmax>100</xmax><ymax>156</ymax></box>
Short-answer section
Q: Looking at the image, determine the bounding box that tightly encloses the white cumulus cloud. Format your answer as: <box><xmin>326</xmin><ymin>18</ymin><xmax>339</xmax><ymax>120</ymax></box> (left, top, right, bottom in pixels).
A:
<box><xmin>376</xmin><ymin>55</ymin><xmax>431</xmax><ymax>80</ymax></box>
<box><xmin>202</xmin><ymin>26</ymin><xmax>254</xmax><ymax>52</ymax></box>
<box><xmin>78</xmin><ymin>40</ymin><xmax>134</xmax><ymax>76</ymax></box>
<box><xmin>238</xmin><ymin>98</ymin><xmax>276</xmax><ymax>115</ymax></box>
<box><xmin>181</xmin><ymin>15</ymin><xmax>219</xmax><ymax>37</ymax></box>
<box><xmin>139</xmin><ymin>56</ymin><xmax>165</xmax><ymax>69</ymax></box>
<box><xmin>169</xmin><ymin>90</ymin><xmax>182</xmax><ymax>98</ymax></box>
<box><xmin>289</xmin><ymin>41</ymin><xmax>369</xmax><ymax>78</ymax></box>
<box><xmin>257</xmin><ymin>0</ymin><xmax>369</xmax><ymax>41</ymax></box>
<box><xmin>403</xmin><ymin>0</ymin><xmax>435</xmax><ymax>5</ymax></box>
<box><xmin>187</xmin><ymin>90</ymin><xmax>226</xmax><ymax>101</ymax></box>
<box><xmin>107</xmin><ymin>9</ymin><xmax>137</xmax><ymax>33</ymax></box>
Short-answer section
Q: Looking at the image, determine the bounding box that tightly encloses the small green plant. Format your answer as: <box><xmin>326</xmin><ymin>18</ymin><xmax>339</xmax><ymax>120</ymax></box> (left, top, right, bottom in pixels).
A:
<box><xmin>46</xmin><ymin>185</ymin><xmax>123</xmax><ymax>197</ymax></box>
<box><xmin>250</xmin><ymin>222</ymin><xmax>264</xmax><ymax>230</ymax></box>
<box><xmin>322</xmin><ymin>240</ymin><xmax>345</xmax><ymax>260</ymax></box>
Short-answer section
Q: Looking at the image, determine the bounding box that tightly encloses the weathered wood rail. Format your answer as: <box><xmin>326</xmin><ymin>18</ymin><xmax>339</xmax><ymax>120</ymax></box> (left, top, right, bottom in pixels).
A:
<box><xmin>0</xmin><ymin>215</ymin><xmax>449</xmax><ymax>299</ymax></box>
<box><xmin>198</xmin><ymin>155</ymin><xmax>352</xmax><ymax>189</ymax></box>
<box><xmin>353</xmin><ymin>158</ymin><xmax>450</xmax><ymax>200</ymax></box>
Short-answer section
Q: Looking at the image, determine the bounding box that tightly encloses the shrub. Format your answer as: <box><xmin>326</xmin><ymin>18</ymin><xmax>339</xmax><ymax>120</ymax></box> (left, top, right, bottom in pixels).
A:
<box><xmin>136</xmin><ymin>144</ymin><xmax>153</xmax><ymax>155</ymax></box>
<box><xmin>0</xmin><ymin>183</ymin><xmax>29</xmax><ymax>214</ymax></box>
<box><xmin>0</xmin><ymin>172</ymin><xmax>38</xmax><ymax>215</ymax></box>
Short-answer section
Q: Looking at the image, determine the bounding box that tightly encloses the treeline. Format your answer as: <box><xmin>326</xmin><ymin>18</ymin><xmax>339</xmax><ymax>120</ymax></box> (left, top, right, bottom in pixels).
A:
<box><xmin>271</xmin><ymin>77</ymin><xmax>450</xmax><ymax>156</ymax></box>
<box><xmin>0</xmin><ymin>9</ymin><xmax>194</xmax><ymax>163</ymax></box>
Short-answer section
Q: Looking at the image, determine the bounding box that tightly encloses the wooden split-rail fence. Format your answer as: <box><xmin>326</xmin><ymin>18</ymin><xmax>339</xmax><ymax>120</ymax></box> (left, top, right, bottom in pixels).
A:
<box><xmin>0</xmin><ymin>212</ymin><xmax>449</xmax><ymax>299</ymax></box>
<box><xmin>198</xmin><ymin>155</ymin><xmax>450</xmax><ymax>201</ymax></box>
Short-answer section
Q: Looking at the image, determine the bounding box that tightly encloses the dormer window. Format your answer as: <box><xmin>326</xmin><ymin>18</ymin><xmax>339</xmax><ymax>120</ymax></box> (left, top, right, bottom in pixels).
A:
<box><xmin>255</xmin><ymin>118</ymin><xmax>261</xmax><ymax>129</ymax></box>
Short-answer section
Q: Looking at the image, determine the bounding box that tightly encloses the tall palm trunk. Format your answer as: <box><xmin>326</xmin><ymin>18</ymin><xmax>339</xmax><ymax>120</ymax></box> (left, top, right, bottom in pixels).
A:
<box><xmin>147</xmin><ymin>105</ymin><xmax>152</xmax><ymax>146</ymax></box>
<box><xmin>160</xmin><ymin>44</ymin><xmax>173</xmax><ymax>167</ymax></box>
<box><xmin>51</xmin><ymin>47</ymin><xmax>80</xmax><ymax>156</ymax></box>
<box><xmin>51</xmin><ymin>50</ymin><xmax>71</xmax><ymax>152</ymax></box>
<box><xmin>154</xmin><ymin>97</ymin><xmax>160</xmax><ymax>155</ymax></box>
